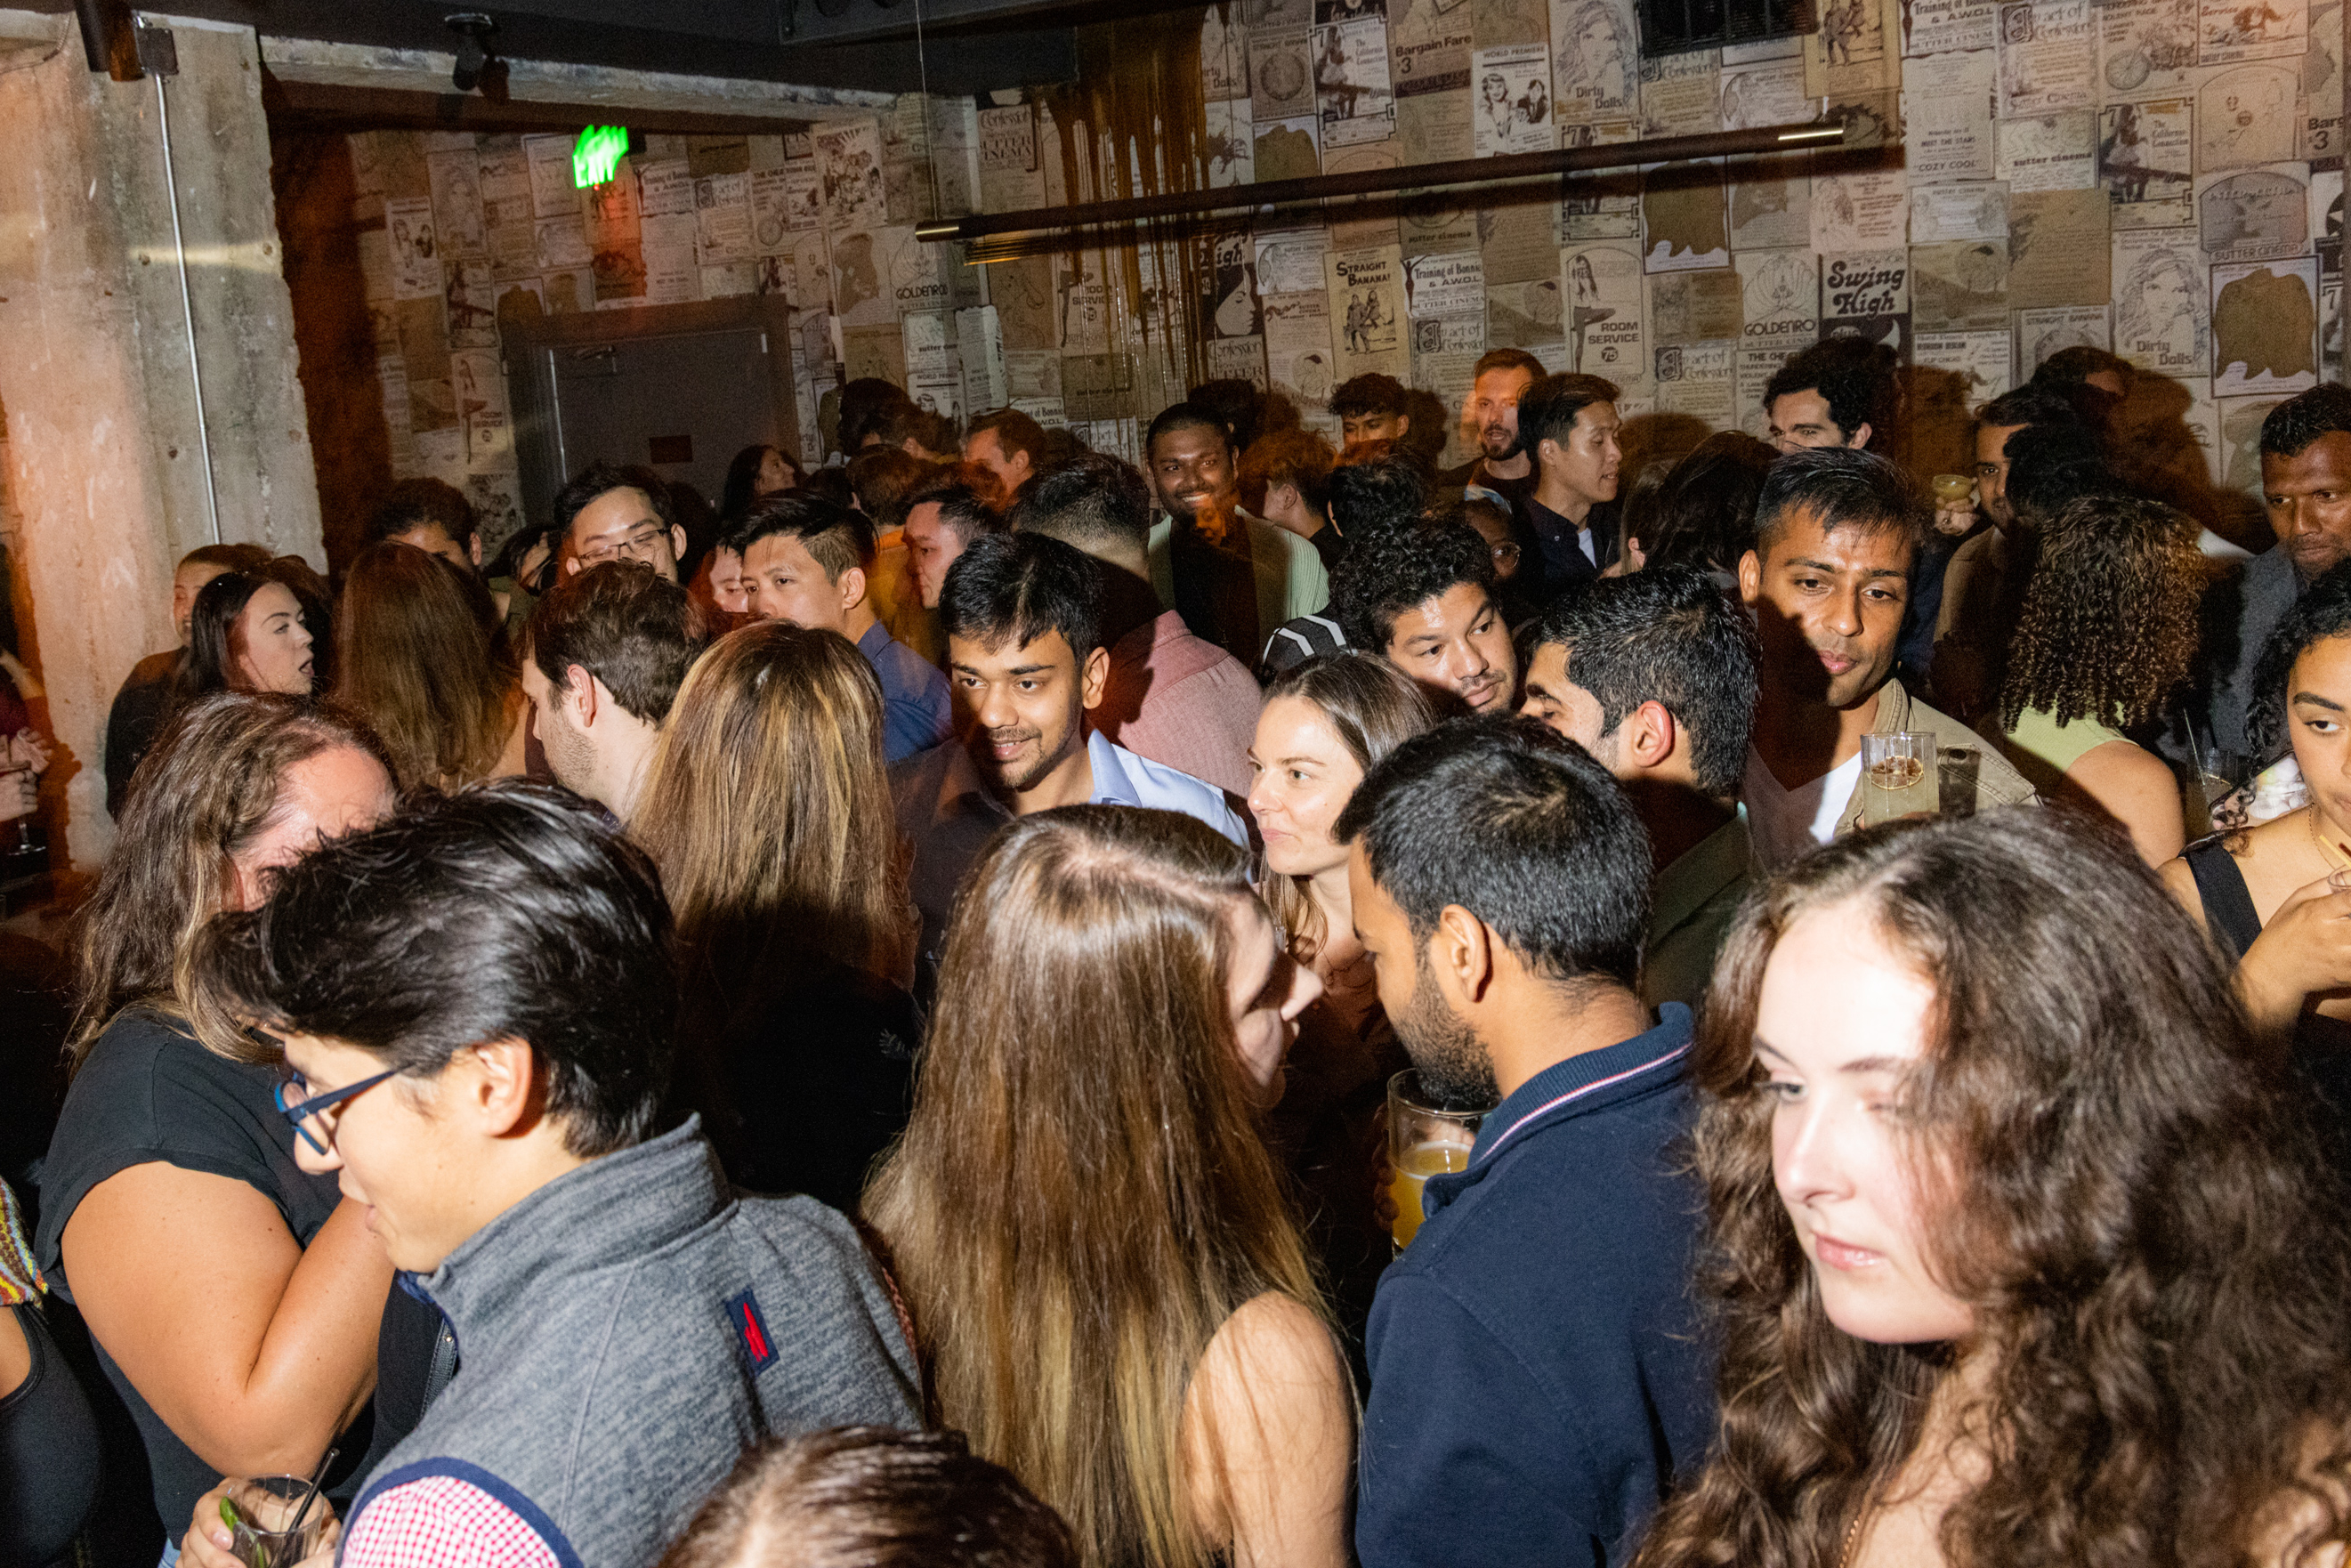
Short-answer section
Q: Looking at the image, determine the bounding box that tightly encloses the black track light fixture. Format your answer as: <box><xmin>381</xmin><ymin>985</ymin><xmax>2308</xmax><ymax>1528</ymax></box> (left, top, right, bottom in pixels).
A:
<box><xmin>446</xmin><ymin>12</ymin><xmax>498</xmax><ymax>94</ymax></box>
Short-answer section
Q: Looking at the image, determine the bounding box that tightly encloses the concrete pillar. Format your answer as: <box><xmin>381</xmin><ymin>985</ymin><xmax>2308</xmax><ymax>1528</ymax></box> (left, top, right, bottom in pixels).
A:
<box><xmin>0</xmin><ymin>14</ymin><xmax>324</xmax><ymax>868</ymax></box>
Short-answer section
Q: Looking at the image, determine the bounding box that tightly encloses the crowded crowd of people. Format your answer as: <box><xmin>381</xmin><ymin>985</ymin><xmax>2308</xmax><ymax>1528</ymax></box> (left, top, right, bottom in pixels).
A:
<box><xmin>8</xmin><ymin>341</ymin><xmax>2351</xmax><ymax>1567</ymax></box>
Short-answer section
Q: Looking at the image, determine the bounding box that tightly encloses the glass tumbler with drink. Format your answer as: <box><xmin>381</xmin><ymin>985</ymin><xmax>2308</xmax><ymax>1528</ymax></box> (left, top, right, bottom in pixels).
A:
<box><xmin>218</xmin><ymin>1475</ymin><xmax>331</xmax><ymax>1568</ymax></box>
<box><xmin>1860</xmin><ymin>731</ymin><xmax>1938</xmax><ymax>827</ymax></box>
<box><xmin>1931</xmin><ymin>473</ymin><xmax>1976</xmax><ymax>537</ymax></box>
<box><xmin>1386</xmin><ymin>1070</ymin><xmax>1495</xmax><ymax>1253</ymax></box>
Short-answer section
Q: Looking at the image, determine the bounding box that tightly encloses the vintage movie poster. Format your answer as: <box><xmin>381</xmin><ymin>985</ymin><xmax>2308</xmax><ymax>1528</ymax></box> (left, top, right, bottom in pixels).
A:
<box><xmin>1200</xmin><ymin>230</ymin><xmax>1264</xmax><ymax>339</ymax></box>
<box><xmin>1807</xmin><ymin>0</ymin><xmax>1903</xmax><ymax>95</ymax></box>
<box><xmin>1911</xmin><ymin>238</ymin><xmax>2012</xmax><ymax>326</ymax></box>
<box><xmin>1206</xmin><ymin>101</ymin><xmax>1256</xmax><ymax>187</ymax></box>
<box><xmin>1904</xmin><ymin>0</ymin><xmax>1998</xmax><ymax>55</ymax></box>
<box><xmin>1730</xmin><ymin>169</ymin><xmax>1813</xmax><ymax>248</ymax></box>
<box><xmin>1562</xmin><ymin>242</ymin><xmax>1647</xmax><ymax>382</ymax></box>
<box><xmin>1998</xmin><ymin>111</ymin><xmax>2097</xmax><ymax>190</ymax></box>
<box><xmin>1653</xmin><ymin>340</ymin><xmax>1737</xmax><ymax>424</ymax></box>
<box><xmin>1720</xmin><ymin>57</ymin><xmax>1811</xmax><ymax>128</ymax></box>
<box><xmin>1257</xmin><ymin>228</ymin><xmax>1332</xmax><ymax>294</ymax></box>
<box><xmin>696</xmin><ymin>173</ymin><xmax>754</xmax><ymax>265</ymax></box>
<box><xmin>2200</xmin><ymin>0</ymin><xmax>2306</xmax><ymax>65</ymax></box>
<box><xmin>1915</xmin><ymin>327</ymin><xmax>2016</xmax><ymax>399</ymax></box>
<box><xmin>1912</xmin><ymin>182</ymin><xmax>2011</xmax><ymax>242</ymax></box>
<box><xmin>1813</xmin><ymin>169</ymin><xmax>1912</xmax><ymax>250</ymax></box>
<box><xmin>1326</xmin><ymin>244</ymin><xmax>1410</xmax><ymax>377</ymax></box>
<box><xmin>2199</xmin><ymin>65</ymin><xmax>2303</xmax><ymax>170</ymax></box>
<box><xmin>816</xmin><ymin>120</ymin><xmax>885</xmax><ymax>230</ymax></box>
<box><xmin>1644</xmin><ymin>159</ymin><xmax>1731</xmax><ymax>272</ymax></box>
<box><xmin>2211</xmin><ymin>254</ymin><xmax>2322</xmax><ymax>392</ymax></box>
<box><xmin>1473</xmin><ymin>44</ymin><xmax>1555</xmax><ymax>154</ymax></box>
<box><xmin>1737</xmin><ymin>248</ymin><xmax>1822</xmax><ymax>345</ymax></box>
<box><xmin>2017</xmin><ymin>303</ymin><xmax>2113</xmax><ymax>375</ymax></box>
<box><xmin>1641</xmin><ymin>50</ymin><xmax>1723</xmax><ymax>136</ymax></box>
<box><xmin>1905</xmin><ymin>49</ymin><xmax>1999</xmax><ymax>182</ymax></box>
<box><xmin>1561</xmin><ymin>122</ymin><xmax>1644</xmax><ymax>239</ymax></box>
<box><xmin>2008</xmin><ymin>185</ymin><xmax>2113</xmax><ymax>304</ymax></box>
<box><xmin>1649</xmin><ymin>268</ymin><xmax>1744</xmax><ymax>340</ymax></box>
<box><xmin>1998</xmin><ymin>0</ymin><xmax>2097</xmax><ymax>117</ymax></box>
<box><xmin>1316</xmin><ymin>16</ymin><xmax>1398</xmax><ymax>146</ymax></box>
<box><xmin>522</xmin><ymin>134</ymin><xmax>578</xmax><ymax>219</ymax></box>
<box><xmin>386</xmin><ymin>198</ymin><xmax>440</xmax><ymax>301</ymax></box>
<box><xmin>1487</xmin><ymin>277</ymin><xmax>1567</xmax><ymax>346</ymax></box>
<box><xmin>1264</xmin><ymin>290</ymin><xmax>1338</xmax><ymax>412</ymax></box>
<box><xmin>1254</xmin><ymin>114</ymin><xmax>1325</xmax><ymax>181</ymax></box>
<box><xmin>1822</xmin><ymin>250</ymin><xmax>1912</xmax><ymax>339</ymax></box>
<box><xmin>2099</xmin><ymin>0</ymin><xmax>2201</xmax><ymax>97</ymax></box>
<box><xmin>1404</xmin><ymin>250</ymin><xmax>1486</xmax><ymax>316</ymax></box>
<box><xmin>1254</xmin><ymin>28</ymin><xmax>1319</xmax><ymax>118</ymax></box>
<box><xmin>2112</xmin><ymin>227</ymin><xmax>2211</xmax><ymax>372</ymax></box>
<box><xmin>2101</xmin><ymin>98</ymin><xmax>2196</xmax><ymax>227</ymax></box>
<box><xmin>427</xmin><ymin>149</ymin><xmax>487</xmax><ymax>259</ymax></box>
<box><xmin>1550</xmin><ymin>0</ymin><xmax>1641</xmax><ymax>122</ymax></box>
<box><xmin>2198</xmin><ymin>164</ymin><xmax>2313</xmax><ymax>262</ymax></box>
<box><xmin>1203</xmin><ymin>6</ymin><xmax>1251</xmax><ymax>99</ymax></box>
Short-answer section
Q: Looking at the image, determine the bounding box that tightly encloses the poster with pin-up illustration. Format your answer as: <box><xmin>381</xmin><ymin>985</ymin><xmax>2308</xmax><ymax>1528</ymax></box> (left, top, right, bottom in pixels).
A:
<box><xmin>1473</xmin><ymin>44</ymin><xmax>1555</xmax><ymax>154</ymax></box>
<box><xmin>2113</xmin><ymin>228</ymin><xmax>2210</xmax><ymax>373</ymax></box>
<box><xmin>1550</xmin><ymin>0</ymin><xmax>1640</xmax><ymax>122</ymax></box>
<box><xmin>2200</xmin><ymin>0</ymin><xmax>2305</xmax><ymax>65</ymax></box>
<box><xmin>1808</xmin><ymin>0</ymin><xmax>1902</xmax><ymax>95</ymax></box>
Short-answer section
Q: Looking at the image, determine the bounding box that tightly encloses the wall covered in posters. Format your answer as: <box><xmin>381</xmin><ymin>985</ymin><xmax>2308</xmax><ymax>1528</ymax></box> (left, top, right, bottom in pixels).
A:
<box><xmin>343</xmin><ymin>0</ymin><xmax>2345</xmax><ymax>541</ymax></box>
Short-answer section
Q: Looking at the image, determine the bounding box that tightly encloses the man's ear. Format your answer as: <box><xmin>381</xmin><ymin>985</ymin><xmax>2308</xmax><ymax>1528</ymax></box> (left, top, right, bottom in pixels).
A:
<box><xmin>1394</xmin><ymin>412</ymin><xmax>1411</xmax><ymax>437</ymax></box>
<box><xmin>1427</xmin><ymin>904</ymin><xmax>1497</xmax><ymax>1009</ymax></box>
<box><xmin>838</xmin><ymin>564</ymin><xmax>868</xmax><ymax>615</ymax></box>
<box><xmin>1849</xmin><ymin>422</ymin><xmax>1873</xmax><ymax>450</ymax></box>
<box><xmin>563</xmin><ymin>664</ymin><xmax>599</xmax><ymax>729</ymax></box>
<box><xmin>1080</xmin><ymin>644</ymin><xmax>1111</xmax><ymax>711</ymax></box>
<box><xmin>669</xmin><ymin>524</ymin><xmax>689</xmax><ymax>562</ymax></box>
<box><xmin>1268</xmin><ymin>481</ymin><xmax>1299</xmax><ymax>515</ymax></box>
<box><xmin>1737</xmin><ymin>548</ymin><xmax>1762</xmax><ymax>606</ymax></box>
<box><xmin>458</xmin><ymin>1038</ymin><xmax>542</xmax><ymax>1139</ymax></box>
<box><xmin>1624</xmin><ymin>699</ymin><xmax>1677</xmax><ymax>772</ymax></box>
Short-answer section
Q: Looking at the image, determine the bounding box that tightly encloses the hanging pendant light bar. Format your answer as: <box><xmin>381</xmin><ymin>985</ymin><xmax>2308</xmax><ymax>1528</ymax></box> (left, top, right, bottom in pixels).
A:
<box><xmin>915</xmin><ymin>115</ymin><xmax>1855</xmax><ymax>246</ymax></box>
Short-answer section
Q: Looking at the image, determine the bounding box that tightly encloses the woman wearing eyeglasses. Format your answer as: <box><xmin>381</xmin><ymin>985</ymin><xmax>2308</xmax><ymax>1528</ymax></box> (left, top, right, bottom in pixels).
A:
<box><xmin>35</xmin><ymin>692</ymin><xmax>403</xmax><ymax>1556</ymax></box>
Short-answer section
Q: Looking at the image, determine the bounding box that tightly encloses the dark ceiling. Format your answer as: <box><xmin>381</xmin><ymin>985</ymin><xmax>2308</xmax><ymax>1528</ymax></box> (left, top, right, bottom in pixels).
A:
<box><xmin>40</xmin><ymin>0</ymin><xmax>1197</xmax><ymax>97</ymax></box>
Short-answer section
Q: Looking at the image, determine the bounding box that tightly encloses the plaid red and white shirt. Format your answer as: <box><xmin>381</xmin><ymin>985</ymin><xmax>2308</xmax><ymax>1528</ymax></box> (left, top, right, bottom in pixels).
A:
<box><xmin>341</xmin><ymin>1475</ymin><xmax>563</xmax><ymax>1568</ymax></box>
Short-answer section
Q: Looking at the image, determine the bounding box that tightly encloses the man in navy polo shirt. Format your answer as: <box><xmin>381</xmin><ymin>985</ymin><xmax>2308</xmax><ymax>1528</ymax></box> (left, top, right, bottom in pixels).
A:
<box><xmin>1339</xmin><ymin>714</ymin><xmax>1715</xmax><ymax>1568</ymax></box>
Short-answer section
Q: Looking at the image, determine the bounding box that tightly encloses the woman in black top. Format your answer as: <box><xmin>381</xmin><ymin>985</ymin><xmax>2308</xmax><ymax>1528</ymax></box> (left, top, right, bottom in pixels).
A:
<box><xmin>36</xmin><ymin>694</ymin><xmax>400</xmax><ymax>1550</ymax></box>
<box><xmin>0</xmin><ymin>1178</ymin><xmax>100</xmax><ymax>1566</ymax></box>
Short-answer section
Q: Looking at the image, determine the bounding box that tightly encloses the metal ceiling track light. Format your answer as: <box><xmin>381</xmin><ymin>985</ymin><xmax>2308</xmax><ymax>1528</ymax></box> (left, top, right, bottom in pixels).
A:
<box><xmin>916</xmin><ymin>116</ymin><xmax>1857</xmax><ymax>256</ymax></box>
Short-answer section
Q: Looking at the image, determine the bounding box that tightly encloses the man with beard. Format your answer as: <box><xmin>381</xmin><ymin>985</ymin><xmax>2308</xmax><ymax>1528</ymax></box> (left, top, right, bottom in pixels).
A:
<box><xmin>1144</xmin><ymin>403</ymin><xmax>1328</xmax><ymax>664</ymax></box>
<box><xmin>519</xmin><ymin>562</ymin><xmax>709</xmax><ymax>823</ymax></box>
<box><xmin>2199</xmin><ymin>385</ymin><xmax>2351</xmax><ymax>764</ymax></box>
<box><xmin>1339</xmin><ymin>715</ymin><xmax>1713</xmax><ymax>1568</ymax></box>
<box><xmin>1440</xmin><ymin>348</ymin><xmax>1545</xmax><ymax>512</ymax></box>
<box><xmin>891</xmin><ymin>531</ymin><xmax>1246</xmax><ymax>991</ymax></box>
<box><xmin>1740</xmin><ymin>448</ymin><xmax>2034</xmax><ymax>869</ymax></box>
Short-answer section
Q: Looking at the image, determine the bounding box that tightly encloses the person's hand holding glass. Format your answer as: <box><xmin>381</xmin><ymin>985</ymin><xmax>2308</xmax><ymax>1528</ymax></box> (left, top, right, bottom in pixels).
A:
<box><xmin>182</xmin><ymin>1475</ymin><xmax>340</xmax><ymax>1568</ymax></box>
<box><xmin>1931</xmin><ymin>473</ymin><xmax>1976</xmax><ymax>538</ymax></box>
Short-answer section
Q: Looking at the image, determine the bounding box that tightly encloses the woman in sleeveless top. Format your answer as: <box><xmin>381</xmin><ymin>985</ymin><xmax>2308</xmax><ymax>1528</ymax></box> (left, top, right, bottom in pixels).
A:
<box><xmin>1246</xmin><ymin>653</ymin><xmax>1437</xmax><ymax>1375</ymax></box>
<box><xmin>867</xmin><ymin>807</ymin><xmax>1353</xmax><ymax>1568</ymax></box>
<box><xmin>1996</xmin><ymin>493</ymin><xmax>2203</xmax><ymax>865</ymax></box>
<box><xmin>2161</xmin><ymin>564</ymin><xmax>2351</xmax><ymax>1116</ymax></box>
<box><xmin>1636</xmin><ymin>812</ymin><xmax>2351</xmax><ymax>1568</ymax></box>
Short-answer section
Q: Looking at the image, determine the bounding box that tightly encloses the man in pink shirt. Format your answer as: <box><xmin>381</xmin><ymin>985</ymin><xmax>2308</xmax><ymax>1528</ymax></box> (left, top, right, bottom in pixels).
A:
<box><xmin>1009</xmin><ymin>454</ymin><xmax>1262</xmax><ymax>800</ymax></box>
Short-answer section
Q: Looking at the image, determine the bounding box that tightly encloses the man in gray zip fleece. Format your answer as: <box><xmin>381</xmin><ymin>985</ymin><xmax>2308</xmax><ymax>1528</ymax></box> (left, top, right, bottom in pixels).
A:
<box><xmin>176</xmin><ymin>780</ymin><xmax>920</xmax><ymax>1568</ymax></box>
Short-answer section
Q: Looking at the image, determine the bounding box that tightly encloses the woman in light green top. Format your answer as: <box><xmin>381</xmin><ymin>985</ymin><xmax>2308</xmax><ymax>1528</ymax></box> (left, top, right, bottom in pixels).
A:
<box><xmin>1997</xmin><ymin>492</ymin><xmax>2206</xmax><ymax>865</ymax></box>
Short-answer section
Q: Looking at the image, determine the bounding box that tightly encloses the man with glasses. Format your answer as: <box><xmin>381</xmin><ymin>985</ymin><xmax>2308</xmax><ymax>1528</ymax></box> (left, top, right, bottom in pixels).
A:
<box><xmin>554</xmin><ymin>461</ymin><xmax>690</xmax><ymax>583</ymax></box>
<box><xmin>177</xmin><ymin>781</ymin><xmax>919</xmax><ymax>1568</ymax></box>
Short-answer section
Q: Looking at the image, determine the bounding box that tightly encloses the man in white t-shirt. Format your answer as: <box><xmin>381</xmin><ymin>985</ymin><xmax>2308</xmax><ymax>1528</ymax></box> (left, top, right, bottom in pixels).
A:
<box><xmin>1739</xmin><ymin>448</ymin><xmax>2035</xmax><ymax>869</ymax></box>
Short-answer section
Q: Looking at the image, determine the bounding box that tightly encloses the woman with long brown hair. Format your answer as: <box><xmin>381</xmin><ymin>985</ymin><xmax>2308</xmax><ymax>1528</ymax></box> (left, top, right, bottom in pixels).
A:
<box><xmin>332</xmin><ymin>539</ymin><xmax>525</xmax><ymax>790</ymax></box>
<box><xmin>866</xmin><ymin>806</ymin><xmax>1350</xmax><ymax>1568</ymax></box>
<box><xmin>634</xmin><ymin>621</ymin><xmax>918</xmax><ymax>1210</ymax></box>
<box><xmin>35</xmin><ymin>693</ymin><xmax>403</xmax><ymax>1551</ymax></box>
<box><xmin>1636</xmin><ymin>810</ymin><xmax>2351</xmax><ymax>1568</ymax></box>
<box><xmin>1247</xmin><ymin>651</ymin><xmax>1436</xmax><ymax>1362</ymax></box>
<box><xmin>1996</xmin><ymin>492</ymin><xmax>2203</xmax><ymax>864</ymax></box>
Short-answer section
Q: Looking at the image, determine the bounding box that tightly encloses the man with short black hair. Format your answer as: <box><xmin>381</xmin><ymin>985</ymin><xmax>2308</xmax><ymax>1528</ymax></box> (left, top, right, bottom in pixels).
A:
<box><xmin>367</xmin><ymin>477</ymin><xmax>536</xmax><ymax>631</ymax></box>
<box><xmin>554</xmin><ymin>462</ymin><xmax>689</xmax><ymax>584</ymax></box>
<box><xmin>839</xmin><ymin>376</ymin><xmax>916</xmax><ymax>455</ymax></box>
<box><xmin>1521</xmin><ymin>568</ymin><xmax>1757</xmax><ymax>1008</ymax></box>
<box><xmin>1144</xmin><ymin>402</ymin><xmax>1329</xmax><ymax>663</ymax></box>
<box><xmin>1515</xmin><ymin>372</ymin><xmax>1624</xmax><ymax>594</ymax></box>
<box><xmin>901</xmin><ymin>479</ymin><xmax>1002</xmax><ymax>610</ymax></box>
<box><xmin>1340</xmin><ymin>715</ymin><xmax>1712</xmax><ymax>1568</ymax></box>
<box><xmin>1256</xmin><ymin>451</ymin><xmax>1435</xmax><ymax>675</ymax></box>
<box><xmin>1329</xmin><ymin>374</ymin><xmax>1414</xmax><ymax>449</ymax></box>
<box><xmin>1762</xmin><ymin>338</ymin><xmax>1898</xmax><ymax>454</ymax></box>
<box><xmin>1011</xmin><ymin>454</ymin><xmax>1261</xmax><ymax>797</ymax></box>
<box><xmin>893</xmin><ymin>532</ymin><xmax>1246</xmax><ymax>982</ymax></box>
<box><xmin>1332</xmin><ymin>520</ymin><xmax>1516</xmax><ymax>713</ymax></box>
<box><xmin>179</xmin><ymin>782</ymin><xmax>920</xmax><ymax>1567</ymax></box>
<box><xmin>2198</xmin><ymin>384</ymin><xmax>2351</xmax><ymax>762</ymax></box>
<box><xmin>521</xmin><ymin>562</ymin><xmax>710</xmax><ymax>820</ymax></box>
<box><xmin>1741</xmin><ymin>448</ymin><xmax>2034</xmax><ymax>869</ymax></box>
<box><xmin>963</xmin><ymin>408</ymin><xmax>1051</xmax><ymax>508</ymax></box>
<box><xmin>733</xmin><ymin>492</ymin><xmax>951</xmax><ymax>762</ymax></box>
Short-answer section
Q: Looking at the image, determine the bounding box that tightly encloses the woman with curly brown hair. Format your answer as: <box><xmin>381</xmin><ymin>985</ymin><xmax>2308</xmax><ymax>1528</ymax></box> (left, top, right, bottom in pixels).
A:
<box><xmin>1995</xmin><ymin>491</ymin><xmax>2203</xmax><ymax>864</ymax></box>
<box><xmin>1636</xmin><ymin>810</ymin><xmax>2351</xmax><ymax>1568</ymax></box>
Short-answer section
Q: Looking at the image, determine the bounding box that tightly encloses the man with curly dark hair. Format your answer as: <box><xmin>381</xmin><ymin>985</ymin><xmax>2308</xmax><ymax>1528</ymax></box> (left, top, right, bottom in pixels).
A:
<box><xmin>1331</xmin><ymin>520</ymin><xmax>1516</xmax><ymax>713</ymax></box>
<box><xmin>1329</xmin><ymin>373</ymin><xmax>1413</xmax><ymax>450</ymax></box>
<box><xmin>1761</xmin><ymin>338</ymin><xmax>1898</xmax><ymax>456</ymax></box>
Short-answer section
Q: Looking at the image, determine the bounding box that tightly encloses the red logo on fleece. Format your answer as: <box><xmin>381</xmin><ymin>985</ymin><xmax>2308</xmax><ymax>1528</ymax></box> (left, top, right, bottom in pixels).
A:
<box><xmin>723</xmin><ymin>1289</ymin><xmax>778</xmax><ymax>1372</ymax></box>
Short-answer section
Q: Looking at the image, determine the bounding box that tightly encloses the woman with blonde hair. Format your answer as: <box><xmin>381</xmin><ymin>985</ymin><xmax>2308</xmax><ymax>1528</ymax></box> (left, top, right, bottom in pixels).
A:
<box><xmin>866</xmin><ymin>805</ymin><xmax>1350</xmax><ymax>1568</ymax></box>
<box><xmin>332</xmin><ymin>539</ymin><xmax>525</xmax><ymax>790</ymax></box>
<box><xmin>634</xmin><ymin>621</ymin><xmax>918</xmax><ymax>1210</ymax></box>
<box><xmin>36</xmin><ymin>693</ymin><xmax>408</xmax><ymax>1549</ymax></box>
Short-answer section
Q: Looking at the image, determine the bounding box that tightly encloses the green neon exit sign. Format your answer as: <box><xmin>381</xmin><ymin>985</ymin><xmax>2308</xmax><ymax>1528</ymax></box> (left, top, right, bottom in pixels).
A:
<box><xmin>573</xmin><ymin>125</ymin><xmax>629</xmax><ymax>188</ymax></box>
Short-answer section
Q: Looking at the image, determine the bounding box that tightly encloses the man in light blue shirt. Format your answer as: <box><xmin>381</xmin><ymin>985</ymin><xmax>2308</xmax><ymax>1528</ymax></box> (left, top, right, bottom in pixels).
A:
<box><xmin>735</xmin><ymin>492</ymin><xmax>952</xmax><ymax>762</ymax></box>
<box><xmin>892</xmin><ymin>531</ymin><xmax>1245</xmax><ymax>989</ymax></box>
